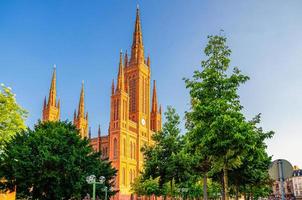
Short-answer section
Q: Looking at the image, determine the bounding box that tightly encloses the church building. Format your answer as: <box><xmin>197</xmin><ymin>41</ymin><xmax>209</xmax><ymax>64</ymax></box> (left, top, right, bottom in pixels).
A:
<box><xmin>42</xmin><ymin>7</ymin><xmax>162</xmax><ymax>200</ymax></box>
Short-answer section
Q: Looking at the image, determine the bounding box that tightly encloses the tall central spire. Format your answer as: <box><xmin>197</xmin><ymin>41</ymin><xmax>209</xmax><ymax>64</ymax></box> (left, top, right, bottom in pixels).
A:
<box><xmin>130</xmin><ymin>6</ymin><xmax>144</xmax><ymax>64</ymax></box>
<box><xmin>48</xmin><ymin>65</ymin><xmax>57</xmax><ymax>106</ymax></box>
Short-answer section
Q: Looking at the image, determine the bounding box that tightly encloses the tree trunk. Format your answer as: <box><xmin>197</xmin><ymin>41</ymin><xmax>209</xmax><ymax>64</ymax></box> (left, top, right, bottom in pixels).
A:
<box><xmin>203</xmin><ymin>174</ymin><xmax>208</xmax><ymax>200</ymax></box>
<box><xmin>221</xmin><ymin>173</ymin><xmax>225</xmax><ymax>200</ymax></box>
<box><xmin>170</xmin><ymin>180</ymin><xmax>173</xmax><ymax>200</ymax></box>
<box><xmin>235</xmin><ymin>185</ymin><xmax>239</xmax><ymax>200</ymax></box>
<box><xmin>223</xmin><ymin>166</ymin><xmax>229</xmax><ymax>200</ymax></box>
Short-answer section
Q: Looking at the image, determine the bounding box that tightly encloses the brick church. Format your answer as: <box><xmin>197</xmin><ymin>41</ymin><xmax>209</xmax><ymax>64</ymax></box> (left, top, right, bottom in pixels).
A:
<box><xmin>41</xmin><ymin>7</ymin><xmax>162</xmax><ymax>200</ymax></box>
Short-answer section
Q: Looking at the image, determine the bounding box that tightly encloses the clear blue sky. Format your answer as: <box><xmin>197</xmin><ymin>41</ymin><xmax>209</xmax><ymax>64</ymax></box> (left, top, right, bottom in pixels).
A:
<box><xmin>1</xmin><ymin>0</ymin><xmax>302</xmax><ymax>167</ymax></box>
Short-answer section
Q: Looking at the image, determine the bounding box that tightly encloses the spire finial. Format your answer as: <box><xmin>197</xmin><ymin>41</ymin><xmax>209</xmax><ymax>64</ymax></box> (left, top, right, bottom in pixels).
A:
<box><xmin>48</xmin><ymin>66</ymin><xmax>57</xmax><ymax>106</ymax></box>
<box><xmin>116</xmin><ymin>52</ymin><xmax>124</xmax><ymax>92</ymax></box>
<box><xmin>78</xmin><ymin>82</ymin><xmax>85</xmax><ymax>118</ymax></box>
<box><xmin>130</xmin><ymin>5</ymin><xmax>144</xmax><ymax>64</ymax></box>
<box><xmin>98</xmin><ymin>124</ymin><xmax>101</xmax><ymax>137</ymax></box>
<box><xmin>152</xmin><ymin>80</ymin><xmax>158</xmax><ymax>113</ymax></box>
<box><xmin>111</xmin><ymin>79</ymin><xmax>115</xmax><ymax>95</ymax></box>
<box><xmin>124</xmin><ymin>50</ymin><xmax>128</xmax><ymax>67</ymax></box>
<box><xmin>53</xmin><ymin>64</ymin><xmax>56</xmax><ymax>69</ymax></box>
<box><xmin>97</xmin><ymin>124</ymin><xmax>101</xmax><ymax>153</ymax></box>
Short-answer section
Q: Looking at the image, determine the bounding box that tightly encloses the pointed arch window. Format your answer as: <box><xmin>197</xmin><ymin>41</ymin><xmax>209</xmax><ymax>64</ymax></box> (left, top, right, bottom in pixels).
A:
<box><xmin>130</xmin><ymin>141</ymin><xmax>133</xmax><ymax>159</ymax></box>
<box><xmin>123</xmin><ymin>138</ymin><xmax>126</xmax><ymax>156</ymax></box>
<box><xmin>114</xmin><ymin>138</ymin><xmax>118</xmax><ymax>158</ymax></box>
<box><xmin>123</xmin><ymin>167</ymin><xmax>126</xmax><ymax>185</ymax></box>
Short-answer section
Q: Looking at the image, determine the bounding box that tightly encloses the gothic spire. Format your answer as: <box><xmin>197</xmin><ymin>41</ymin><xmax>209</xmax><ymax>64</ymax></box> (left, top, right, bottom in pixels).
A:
<box><xmin>111</xmin><ymin>79</ymin><xmax>115</xmax><ymax>95</ymax></box>
<box><xmin>130</xmin><ymin>6</ymin><xmax>144</xmax><ymax>64</ymax></box>
<box><xmin>78</xmin><ymin>81</ymin><xmax>85</xmax><ymax>118</ymax></box>
<box><xmin>43</xmin><ymin>96</ymin><xmax>47</xmax><ymax>109</ymax></box>
<box><xmin>124</xmin><ymin>50</ymin><xmax>128</xmax><ymax>67</ymax></box>
<box><xmin>89</xmin><ymin>127</ymin><xmax>91</xmax><ymax>139</ymax></box>
<box><xmin>73</xmin><ymin>109</ymin><xmax>76</xmax><ymax>122</ymax></box>
<box><xmin>147</xmin><ymin>55</ymin><xmax>150</xmax><ymax>67</ymax></box>
<box><xmin>116</xmin><ymin>51</ymin><xmax>124</xmax><ymax>92</ymax></box>
<box><xmin>48</xmin><ymin>65</ymin><xmax>57</xmax><ymax>106</ymax></box>
<box><xmin>98</xmin><ymin>124</ymin><xmax>101</xmax><ymax>138</ymax></box>
<box><xmin>152</xmin><ymin>80</ymin><xmax>158</xmax><ymax>113</ymax></box>
<box><xmin>98</xmin><ymin>124</ymin><xmax>101</xmax><ymax>152</ymax></box>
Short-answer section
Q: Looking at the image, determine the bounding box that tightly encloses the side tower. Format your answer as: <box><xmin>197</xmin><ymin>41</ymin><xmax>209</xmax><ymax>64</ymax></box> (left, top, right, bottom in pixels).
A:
<box><xmin>42</xmin><ymin>66</ymin><xmax>60</xmax><ymax>122</ymax></box>
<box><xmin>74</xmin><ymin>81</ymin><xmax>89</xmax><ymax>138</ymax></box>
<box><xmin>150</xmin><ymin>80</ymin><xmax>162</xmax><ymax>132</ymax></box>
<box><xmin>109</xmin><ymin>51</ymin><xmax>130</xmax><ymax>196</ymax></box>
<box><xmin>108</xmin><ymin>7</ymin><xmax>162</xmax><ymax>200</ymax></box>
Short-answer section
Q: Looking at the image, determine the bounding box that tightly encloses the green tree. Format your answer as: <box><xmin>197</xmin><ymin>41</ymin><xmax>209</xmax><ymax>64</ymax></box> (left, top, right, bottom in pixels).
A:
<box><xmin>228</xmin><ymin>114</ymin><xmax>274</xmax><ymax>200</ymax></box>
<box><xmin>0</xmin><ymin>121</ymin><xmax>117</xmax><ymax>200</ymax></box>
<box><xmin>0</xmin><ymin>84</ymin><xmax>27</xmax><ymax>150</ymax></box>
<box><xmin>184</xmin><ymin>35</ymin><xmax>256</xmax><ymax>200</ymax></box>
<box><xmin>141</xmin><ymin>106</ymin><xmax>191</xmax><ymax>197</ymax></box>
<box><xmin>131</xmin><ymin>176</ymin><xmax>161</xmax><ymax>199</ymax></box>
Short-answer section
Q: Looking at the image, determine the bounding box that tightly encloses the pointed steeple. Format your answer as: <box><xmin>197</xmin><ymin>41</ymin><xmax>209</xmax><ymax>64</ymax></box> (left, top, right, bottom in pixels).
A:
<box><xmin>147</xmin><ymin>55</ymin><xmax>150</xmax><ymax>67</ymax></box>
<box><xmin>89</xmin><ymin>127</ymin><xmax>91</xmax><ymax>139</ymax></box>
<box><xmin>42</xmin><ymin>65</ymin><xmax>60</xmax><ymax>122</ymax></box>
<box><xmin>111</xmin><ymin>79</ymin><xmax>115</xmax><ymax>95</ymax></box>
<box><xmin>159</xmin><ymin>104</ymin><xmax>162</xmax><ymax>114</ymax></box>
<box><xmin>48</xmin><ymin>65</ymin><xmax>57</xmax><ymax>106</ymax></box>
<box><xmin>43</xmin><ymin>96</ymin><xmax>47</xmax><ymax>109</ymax></box>
<box><xmin>57</xmin><ymin>99</ymin><xmax>60</xmax><ymax>109</ymax></box>
<box><xmin>74</xmin><ymin>81</ymin><xmax>88</xmax><ymax>139</ymax></box>
<box><xmin>73</xmin><ymin>110</ymin><xmax>77</xmax><ymax>122</ymax></box>
<box><xmin>57</xmin><ymin>99</ymin><xmax>60</xmax><ymax>118</ymax></box>
<box><xmin>78</xmin><ymin>81</ymin><xmax>85</xmax><ymax>118</ymax></box>
<box><xmin>98</xmin><ymin>124</ymin><xmax>101</xmax><ymax>153</ymax></box>
<box><xmin>116</xmin><ymin>51</ymin><xmax>124</xmax><ymax>92</ymax></box>
<box><xmin>151</xmin><ymin>80</ymin><xmax>158</xmax><ymax>113</ymax></box>
<box><xmin>124</xmin><ymin>50</ymin><xmax>128</xmax><ymax>67</ymax></box>
<box><xmin>98</xmin><ymin>124</ymin><xmax>101</xmax><ymax>137</ymax></box>
<box><xmin>130</xmin><ymin>6</ymin><xmax>144</xmax><ymax>64</ymax></box>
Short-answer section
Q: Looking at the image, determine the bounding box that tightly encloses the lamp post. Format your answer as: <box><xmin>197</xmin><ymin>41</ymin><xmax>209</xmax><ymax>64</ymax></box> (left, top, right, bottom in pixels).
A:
<box><xmin>86</xmin><ymin>175</ymin><xmax>108</xmax><ymax>200</ymax></box>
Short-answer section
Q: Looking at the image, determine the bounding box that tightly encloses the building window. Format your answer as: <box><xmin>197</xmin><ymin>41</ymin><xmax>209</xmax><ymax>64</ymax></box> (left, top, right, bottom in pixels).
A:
<box><xmin>123</xmin><ymin>138</ymin><xmax>126</xmax><ymax>156</ymax></box>
<box><xmin>114</xmin><ymin>138</ymin><xmax>117</xmax><ymax>158</ymax></box>
<box><xmin>130</xmin><ymin>170</ymin><xmax>132</xmax><ymax>184</ymax></box>
<box><xmin>129</xmin><ymin>79</ymin><xmax>136</xmax><ymax>113</ymax></box>
<box><xmin>133</xmin><ymin>143</ymin><xmax>136</xmax><ymax>159</ymax></box>
<box><xmin>123</xmin><ymin>167</ymin><xmax>126</xmax><ymax>185</ymax></box>
<box><xmin>130</xmin><ymin>141</ymin><xmax>133</xmax><ymax>159</ymax></box>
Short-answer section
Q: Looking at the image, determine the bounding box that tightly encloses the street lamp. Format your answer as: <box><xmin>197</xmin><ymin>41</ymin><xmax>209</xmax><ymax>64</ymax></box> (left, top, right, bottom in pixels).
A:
<box><xmin>86</xmin><ymin>175</ymin><xmax>108</xmax><ymax>200</ymax></box>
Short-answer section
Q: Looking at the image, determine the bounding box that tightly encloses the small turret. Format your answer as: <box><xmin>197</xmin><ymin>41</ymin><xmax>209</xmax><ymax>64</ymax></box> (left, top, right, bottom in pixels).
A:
<box><xmin>124</xmin><ymin>50</ymin><xmax>128</xmax><ymax>67</ymax></box>
<box><xmin>116</xmin><ymin>51</ymin><xmax>125</xmax><ymax>92</ymax></box>
<box><xmin>147</xmin><ymin>55</ymin><xmax>150</xmax><ymax>67</ymax></box>
<box><xmin>98</xmin><ymin>124</ymin><xmax>101</xmax><ymax>153</ymax></box>
<box><xmin>89</xmin><ymin>127</ymin><xmax>91</xmax><ymax>139</ymax></box>
<box><xmin>111</xmin><ymin>79</ymin><xmax>115</xmax><ymax>95</ymax></box>
<box><xmin>74</xmin><ymin>81</ymin><xmax>88</xmax><ymax>138</ymax></box>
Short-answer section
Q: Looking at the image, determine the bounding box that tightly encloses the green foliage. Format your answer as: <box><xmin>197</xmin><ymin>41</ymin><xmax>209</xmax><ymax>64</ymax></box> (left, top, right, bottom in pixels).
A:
<box><xmin>0</xmin><ymin>121</ymin><xmax>117</xmax><ymax>200</ymax></box>
<box><xmin>140</xmin><ymin>106</ymin><xmax>192</xmax><ymax>196</ymax></box>
<box><xmin>0</xmin><ymin>84</ymin><xmax>27</xmax><ymax>149</ymax></box>
<box><xmin>184</xmin><ymin>35</ymin><xmax>274</xmax><ymax>199</ymax></box>
<box><xmin>131</xmin><ymin>176</ymin><xmax>160</xmax><ymax>197</ymax></box>
<box><xmin>228</xmin><ymin>114</ymin><xmax>274</xmax><ymax>199</ymax></box>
